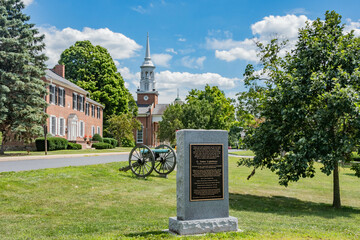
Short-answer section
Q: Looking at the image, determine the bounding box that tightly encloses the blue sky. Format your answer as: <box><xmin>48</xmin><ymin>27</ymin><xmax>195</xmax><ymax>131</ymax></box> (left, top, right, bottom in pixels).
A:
<box><xmin>24</xmin><ymin>0</ymin><xmax>360</xmax><ymax>103</ymax></box>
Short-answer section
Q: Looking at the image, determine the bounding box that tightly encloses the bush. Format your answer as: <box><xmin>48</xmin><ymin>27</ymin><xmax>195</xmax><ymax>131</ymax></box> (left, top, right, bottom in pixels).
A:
<box><xmin>92</xmin><ymin>133</ymin><xmax>103</xmax><ymax>142</ymax></box>
<box><xmin>92</xmin><ymin>142</ymin><xmax>113</xmax><ymax>149</ymax></box>
<box><xmin>35</xmin><ymin>137</ymin><xmax>68</xmax><ymax>151</ymax></box>
<box><xmin>103</xmin><ymin>138</ymin><xmax>118</xmax><ymax>148</ymax></box>
<box><xmin>351</xmin><ymin>164</ymin><xmax>360</xmax><ymax>178</ymax></box>
<box><xmin>121</xmin><ymin>138</ymin><xmax>135</xmax><ymax>147</ymax></box>
<box><xmin>110</xmin><ymin>138</ymin><xmax>118</xmax><ymax>148</ymax></box>
<box><xmin>67</xmin><ymin>142</ymin><xmax>82</xmax><ymax>150</ymax></box>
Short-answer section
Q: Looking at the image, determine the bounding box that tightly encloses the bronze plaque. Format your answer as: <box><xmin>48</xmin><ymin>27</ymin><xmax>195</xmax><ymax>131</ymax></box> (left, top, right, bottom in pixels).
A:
<box><xmin>190</xmin><ymin>144</ymin><xmax>224</xmax><ymax>201</ymax></box>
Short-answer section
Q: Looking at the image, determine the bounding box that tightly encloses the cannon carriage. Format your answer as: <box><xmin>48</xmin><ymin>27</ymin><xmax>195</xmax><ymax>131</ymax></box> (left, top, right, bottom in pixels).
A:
<box><xmin>120</xmin><ymin>144</ymin><xmax>177</xmax><ymax>177</ymax></box>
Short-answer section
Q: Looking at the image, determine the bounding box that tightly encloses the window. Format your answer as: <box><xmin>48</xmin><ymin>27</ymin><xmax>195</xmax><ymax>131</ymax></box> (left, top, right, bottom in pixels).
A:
<box><xmin>97</xmin><ymin>107</ymin><xmax>100</xmax><ymax>119</ymax></box>
<box><xmin>59</xmin><ymin>118</ymin><xmax>65</xmax><ymax>136</ymax></box>
<box><xmin>85</xmin><ymin>103</ymin><xmax>89</xmax><ymax>115</ymax></box>
<box><xmin>49</xmin><ymin>85</ymin><xmax>55</xmax><ymax>104</ymax></box>
<box><xmin>50</xmin><ymin>116</ymin><xmax>57</xmax><ymax>135</ymax></box>
<box><xmin>91</xmin><ymin>105</ymin><xmax>95</xmax><ymax>117</ymax></box>
<box><xmin>58</xmin><ymin>88</ymin><xmax>65</xmax><ymax>107</ymax></box>
<box><xmin>78</xmin><ymin>95</ymin><xmax>84</xmax><ymax>112</ymax></box>
<box><xmin>55</xmin><ymin>86</ymin><xmax>58</xmax><ymax>105</ymax></box>
<box><xmin>91</xmin><ymin>126</ymin><xmax>95</xmax><ymax>136</ymax></box>
<box><xmin>73</xmin><ymin>93</ymin><xmax>77</xmax><ymax>110</ymax></box>
<box><xmin>137</xmin><ymin>125</ymin><xmax>143</xmax><ymax>143</ymax></box>
<box><xmin>79</xmin><ymin>121</ymin><xmax>84</xmax><ymax>137</ymax></box>
<box><xmin>97</xmin><ymin>126</ymin><xmax>100</xmax><ymax>134</ymax></box>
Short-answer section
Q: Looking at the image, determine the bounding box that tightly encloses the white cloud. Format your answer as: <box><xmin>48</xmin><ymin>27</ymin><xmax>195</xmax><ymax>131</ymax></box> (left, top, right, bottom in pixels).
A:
<box><xmin>181</xmin><ymin>56</ymin><xmax>206</xmax><ymax>69</ymax></box>
<box><xmin>132</xmin><ymin>5</ymin><xmax>147</xmax><ymax>14</ymax></box>
<box><xmin>39</xmin><ymin>26</ymin><xmax>142</xmax><ymax>67</ymax></box>
<box><xmin>156</xmin><ymin>70</ymin><xmax>239</xmax><ymax>90</ymax></box>
<box><xmin>208</xmin><ymin>14</ymin><xmax>310</xmax><ymax>62</ymax></box>
<box><xmin>165</xmin><ymin>48</ymin><xmax>177</xmax><ymax>54</ymax></box>
<box><xmin>344</xmin><ymin>19</ymin><xmax>360</xmax><ymax>37</ymax></box>
<box><xmin>178</xmin><ymin>38</ymin><xmax>186</xmax><ymax>42</ymax></box>
<box><xmin>152</xmin><ymin>53</ymin><xmax>173</xmax><ymax>67</ymax></box>
<box><xmin>215</xmin><ymin>48</ymin><xmax>258</xmax><ymax>62</ymax></box>
<box><xmin>117</xmin><ymin>66</ymin><xmax>140</xmax><ymax>89</ymax></box>
<box><xmin>251</xmin><ymin>14</ymin><xmax>309</xmax><ymax>40</ymax></box>
<box><xmin>22</xmin><ymin>0</ymin><xmax>34</xmax><ymax>6</ymax></box>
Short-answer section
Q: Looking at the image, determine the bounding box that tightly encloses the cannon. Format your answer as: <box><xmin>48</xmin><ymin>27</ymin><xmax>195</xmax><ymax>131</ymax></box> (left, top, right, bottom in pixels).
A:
<box><xmin>120</xmin><ymin>144</ymin><xmax>177</xmax><ymax>178</ymax></box>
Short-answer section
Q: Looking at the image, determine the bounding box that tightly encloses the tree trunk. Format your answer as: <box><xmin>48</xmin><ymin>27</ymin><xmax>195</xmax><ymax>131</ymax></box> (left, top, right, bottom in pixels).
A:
<box><xmin>332</xmin><ymin>161</ymin><xmax>341</xmax><ymax>208</ymax></box>
<box><xmin>0</xmin><ymin>137</ymin><xmax>4</xmax><ymax>155</ymax></box>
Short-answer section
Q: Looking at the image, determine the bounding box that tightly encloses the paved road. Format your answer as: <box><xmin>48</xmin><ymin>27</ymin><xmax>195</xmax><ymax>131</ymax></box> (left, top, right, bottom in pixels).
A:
<box><xmin>0</xmin><ymin>154</ymin><xmax>129</xmax><ymax>173</ymax></box>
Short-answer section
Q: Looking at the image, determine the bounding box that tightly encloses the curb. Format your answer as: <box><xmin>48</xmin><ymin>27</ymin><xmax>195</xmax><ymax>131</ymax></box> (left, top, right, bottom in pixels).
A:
<box><xmin>0</xmin><ymin>152</ymin><xmax>129</xmax><ymax>162</ymax></box>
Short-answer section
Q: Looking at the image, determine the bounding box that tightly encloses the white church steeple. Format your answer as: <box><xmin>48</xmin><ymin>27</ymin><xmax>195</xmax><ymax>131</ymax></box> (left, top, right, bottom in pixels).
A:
<box><xmin>138</xmin><ymin>33</ymin><xmax>156</xmax><ymax>93</ymax></box>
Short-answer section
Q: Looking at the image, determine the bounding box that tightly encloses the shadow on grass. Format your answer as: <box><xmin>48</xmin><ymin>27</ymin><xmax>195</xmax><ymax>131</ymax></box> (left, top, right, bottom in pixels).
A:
<box><xmin>124</xmin><ymin>230</ymin><xmax>169</xmax><ymax>238</ymax></box>
<box><xmin>229</xmin><ymin>193</ymin><xmax>360</xmax><ymax>218</ymax></box>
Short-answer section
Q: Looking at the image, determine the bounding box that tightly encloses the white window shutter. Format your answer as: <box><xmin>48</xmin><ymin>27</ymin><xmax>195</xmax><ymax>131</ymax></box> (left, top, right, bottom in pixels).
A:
<box><xmin>83</xmin><ymin>122</ymin><xmax>85</xmax><ymax>138</ymax></box>
<box><xmin>49</xmin><ymin>117</ymin><xmax>52</xmax><ymax>135</ymax></box>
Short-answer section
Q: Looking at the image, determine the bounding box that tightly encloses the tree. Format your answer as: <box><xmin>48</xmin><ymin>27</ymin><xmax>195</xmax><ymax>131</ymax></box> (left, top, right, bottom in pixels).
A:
<box><xmin>183</xmin><ymin>85</ymin><xmax>235</xmax><ymax>130</ymax></box>
<box><xmin>106</xmin><ymin>113</ymin><xmax>141</xmax><ymax>147</ymax></box>
<box><xmin>58</xmin><ymin>40</ymin><xmax>137</xmax><ymax>120</ymax></box>
<box><xmin>0</xmin><ymin>0</ymin><xmax>48</xmax><ymax>154</ymax></box>
<box><xmin>158</xmin><ymin>103</ymin><xmax>184</xmax><ymax>145</ymax></box>
<box><xmin>239</xmin><ymin>11</ymin><xmax>360</xmax><ymax>208</ymax></box>
<box><xmin>158</xmin><ymin>85</ymin><xmax>235</xmax><ymax>143</ymax></box>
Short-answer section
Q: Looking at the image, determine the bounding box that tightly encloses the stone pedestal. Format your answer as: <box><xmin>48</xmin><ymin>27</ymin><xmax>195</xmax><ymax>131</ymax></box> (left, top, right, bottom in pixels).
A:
<box><xmin>168</xmin><ymin>129</ymin><xmax>238</xmax><ymax>235</ymax></box>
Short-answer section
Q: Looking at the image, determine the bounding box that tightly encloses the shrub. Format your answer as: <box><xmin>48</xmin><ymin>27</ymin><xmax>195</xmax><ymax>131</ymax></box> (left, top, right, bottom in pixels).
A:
<box><xmin>67</xmin><ymin>142</ymin><xmax>82</xmax><ymax>150</ymax></box>
<box><xmin>35</xmin><ymin>137</ymin><xmax>68</xmax><ymax>151</ymax></box>
<box><xmin>92</xmin><ymin>142</ymin><xmax>113</xmax><ymax>149</ymax></box>
<box><xmin>103</xmin><ymin>138</ymin><xmax>118</xmax><ymax>148</ymax></box>
<box><xmin>351</xmin><ymin>164</ymin><xmax>360</xmax><ymax>178</ymax></box>
<box><xmin>121</xmin><ymin>138</ymin><xmax>135</xmax><ymax>147</ymax></box>
<box><xmin>111</xmin><ymin>138</ymin><xmax>118</xmax><ymax>148</ymax></box>
<box><xmin>92</xmin><ymin>133</ymin><xmax>103</xmax><ymax>142</ymax></box>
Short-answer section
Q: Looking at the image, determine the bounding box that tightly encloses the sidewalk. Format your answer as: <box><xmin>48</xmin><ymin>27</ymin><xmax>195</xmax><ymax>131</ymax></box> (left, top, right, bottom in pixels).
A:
<box><xmin>0</xmin><ymin>152</ymin><xmax>129</xmax><ymax>162</ymax></box>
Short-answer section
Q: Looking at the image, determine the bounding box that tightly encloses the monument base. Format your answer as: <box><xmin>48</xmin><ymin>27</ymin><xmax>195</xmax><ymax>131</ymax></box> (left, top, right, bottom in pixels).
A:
<box><xmin>168</xmin><ymin>216</ymin><xmax>238</xmax><ymax>235</ymax></box>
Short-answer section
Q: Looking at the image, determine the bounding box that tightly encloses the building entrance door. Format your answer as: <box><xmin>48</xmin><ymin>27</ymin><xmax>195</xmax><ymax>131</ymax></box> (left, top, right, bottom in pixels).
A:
<box><xmin>67</xmin><ymin>114</ymin><xmax>78</xmax><ymax>141</ymax></box>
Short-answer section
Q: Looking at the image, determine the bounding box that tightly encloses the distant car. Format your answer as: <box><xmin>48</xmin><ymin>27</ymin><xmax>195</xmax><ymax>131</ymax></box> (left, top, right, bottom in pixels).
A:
<box><xmin>228</xmin><ymin>146</ymin><xmax>232</xmax><ymax>149</ymax></box>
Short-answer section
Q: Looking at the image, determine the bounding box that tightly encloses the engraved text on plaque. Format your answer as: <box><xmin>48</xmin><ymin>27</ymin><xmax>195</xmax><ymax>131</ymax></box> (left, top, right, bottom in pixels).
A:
<box><xmin>190</xmin><ymin>144</ymin><xmax>224</xmax><ymax>201</ymax></box>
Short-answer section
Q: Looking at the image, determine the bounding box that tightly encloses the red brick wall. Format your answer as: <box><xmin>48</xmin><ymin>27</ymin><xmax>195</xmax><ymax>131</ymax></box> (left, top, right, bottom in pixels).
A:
<box><xmin>44</xmin><ymin>79</ymin><xmax>103</xmax><ymax>142</ymax></box>
<box><xmin>137</xmin><ymin>93</ymin><xmax>158</xmax><ymax>106</ymax></box>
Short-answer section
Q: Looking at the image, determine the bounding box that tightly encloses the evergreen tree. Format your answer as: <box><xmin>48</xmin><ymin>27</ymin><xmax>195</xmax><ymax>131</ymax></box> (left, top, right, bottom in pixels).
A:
<box><xmin>0</xmin><ymin>0</ymin><xmax>48</xmax><ymax>154</ymax></box>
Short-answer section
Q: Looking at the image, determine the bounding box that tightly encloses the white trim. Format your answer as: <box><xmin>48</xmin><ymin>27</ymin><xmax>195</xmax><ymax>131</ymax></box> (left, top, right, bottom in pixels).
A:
<box><xmin>58</xmin><ymin>87</ymin><xmax>64</xmax><ymax>107</ymax></box>
<box><xmin>136</xmin><ymin>125</ymin><xmax>143</xmax><ymax>143</ymax></box>
<box><xmin>49</xmin><ymin>84</ymin><xmax>56</xmax><ymax>105</ymax></box>
<box><xmin>91</xmin><ymin>125</ymin><xmax>95</xmax><ymax>137</ymax></box>
<box><xmin>50</xmin><ymin>115</ymin><xmax>57</xmax><ymax>136</ymax></box>
<box><xmin>73</xmin><ymin>92</ymin><xmax>78</xmax><ymax>110</ymax></box>
<box><xmin>97</xmin><ymin>126</ymin><xmax>100</xmax><ymax>135</ymax></box>
<box><xmin>58</xmin><ymin>117</ymin><xmax>65</xmax><ymax>136</ymax></box>
<box><xmin>79</xmin><ymin>120</ymin><xmax>85</xmax><ymax>138</ymax></box>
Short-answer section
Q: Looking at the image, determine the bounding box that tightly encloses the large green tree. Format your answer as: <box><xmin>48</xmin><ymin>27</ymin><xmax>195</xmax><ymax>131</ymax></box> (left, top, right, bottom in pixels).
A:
<box><xmin>239</xmin><ymin>11</ymin><xmax>360</xmax><ymax>208</ymax></box>
<box><xmin>0</xmin><ymin>0</ymin><xmax>48</xmax><ymax>154</ymax></box>
<box><xmin>59</xmin><ymin>40</ymin><xmax>137</xmax><ymax>120</ymax></box>
<box><xmin>158</xmin><ymin>85</ymin><xmax>235</xmax><ymax>144</ymax></box>
<box><xmin>105</xmin><ymin>113</ymin><xmax>141</xmax><ymax>147</ymax></box>
<box><xmin>158</xmin><ymin>103</ymin><xmax>184</xmax><ymax>145</ymax></box>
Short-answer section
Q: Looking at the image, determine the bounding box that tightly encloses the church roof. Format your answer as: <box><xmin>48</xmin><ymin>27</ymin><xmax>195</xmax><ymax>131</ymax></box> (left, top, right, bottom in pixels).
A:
<box><xmin>137</xmin><ymin>104</ymin><xmax>152</xmax><ymax>115</ymax></box>
<box><xmin>153</xmin><ymin>104</ymin><xmax>169</xmax><ymax>115</ymax></box>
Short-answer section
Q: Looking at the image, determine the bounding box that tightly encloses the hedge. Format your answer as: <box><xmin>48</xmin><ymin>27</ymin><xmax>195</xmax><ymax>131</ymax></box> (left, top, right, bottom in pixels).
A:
<box><xmin>103</xmin><ymin>138</ymin><xmax>118</xmax><ymax>148</ymax></box>
<box><xmin>121</xmin><ymin>138</ymin><xmax>135</xmax><ymax>147</ymax></box>
<box><xmin>67</xmin><ymin>142</ymin><xmax>82</xmax><ymax>150</ymax></box>
<box><xmin>92</xmin><ymin>134</ymin><xmax>103</xmax><ymax>142</ymax></box>
<box><xmin>35</xmin><ymin>137</ymin><xmax>68</xmax><ymax>151</ymax></box>
<box><xmin>92</xmin><ymin>142</ymin><xmax>113</xmax><ymax>149</ymax></box>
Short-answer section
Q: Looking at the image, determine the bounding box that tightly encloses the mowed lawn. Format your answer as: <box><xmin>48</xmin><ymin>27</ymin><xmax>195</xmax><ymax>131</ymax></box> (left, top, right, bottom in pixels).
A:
<box><xmin>0</xmin><ymin>157</ymin><xmax>359</xmax><ymax>239</ymax></box>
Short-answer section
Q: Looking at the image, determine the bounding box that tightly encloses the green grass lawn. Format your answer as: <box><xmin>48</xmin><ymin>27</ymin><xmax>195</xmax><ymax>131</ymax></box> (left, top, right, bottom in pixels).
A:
<box><xmin>0</xmin><ymin>157</ymin><xmax>359</xmax><ymax>239</ymax></box>
<box><xmin>0</xmin><ymin>147</ymin><xmax>133</xmax><ymax>157</ymax></box>
<box><xmin>229</xmin><ymin>150</ymin><xmax>255</xmax><ymax>156</ymax></box>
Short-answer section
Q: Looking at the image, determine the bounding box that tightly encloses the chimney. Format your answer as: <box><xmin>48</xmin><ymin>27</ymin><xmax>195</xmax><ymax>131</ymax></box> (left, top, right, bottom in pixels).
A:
<box><xmin>53</xmin><ymin>64</ymin><xmax>65</xmax><ymax>78</ymax></box>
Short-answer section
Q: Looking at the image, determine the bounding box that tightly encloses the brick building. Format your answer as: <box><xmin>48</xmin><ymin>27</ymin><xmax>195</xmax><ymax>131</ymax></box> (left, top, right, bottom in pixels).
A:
<box><xmin>43</xmin><ymin>65</ymin><xmax>104</xmax><ymax>146</ymax></box>
<box><xmin>134</xmin><ymin>34</ymin><xmax>170</xmax><ymax>146</ymax></box>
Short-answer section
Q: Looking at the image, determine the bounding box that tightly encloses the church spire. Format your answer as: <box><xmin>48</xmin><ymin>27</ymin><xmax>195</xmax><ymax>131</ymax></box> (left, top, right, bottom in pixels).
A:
<box><xmin>138</xmin><ymin>33</ymin><xmax>156</xmax><ymax>93</ymax></box>
<box><xmin>145</xmin><ymin>32</ymin><xmax>151</xmax><ymax>60</ymax></box>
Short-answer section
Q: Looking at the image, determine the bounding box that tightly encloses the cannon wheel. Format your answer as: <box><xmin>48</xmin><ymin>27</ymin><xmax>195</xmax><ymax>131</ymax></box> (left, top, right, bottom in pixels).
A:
<box><xmin>129</xmin><ymin>145</ymin><xmax>155</xmax><ymax>177</ymax></box>
<box><xmin>154</xmin><ymin>144</ymin><xmax>176</xmax><ymax>175</ymax></box>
